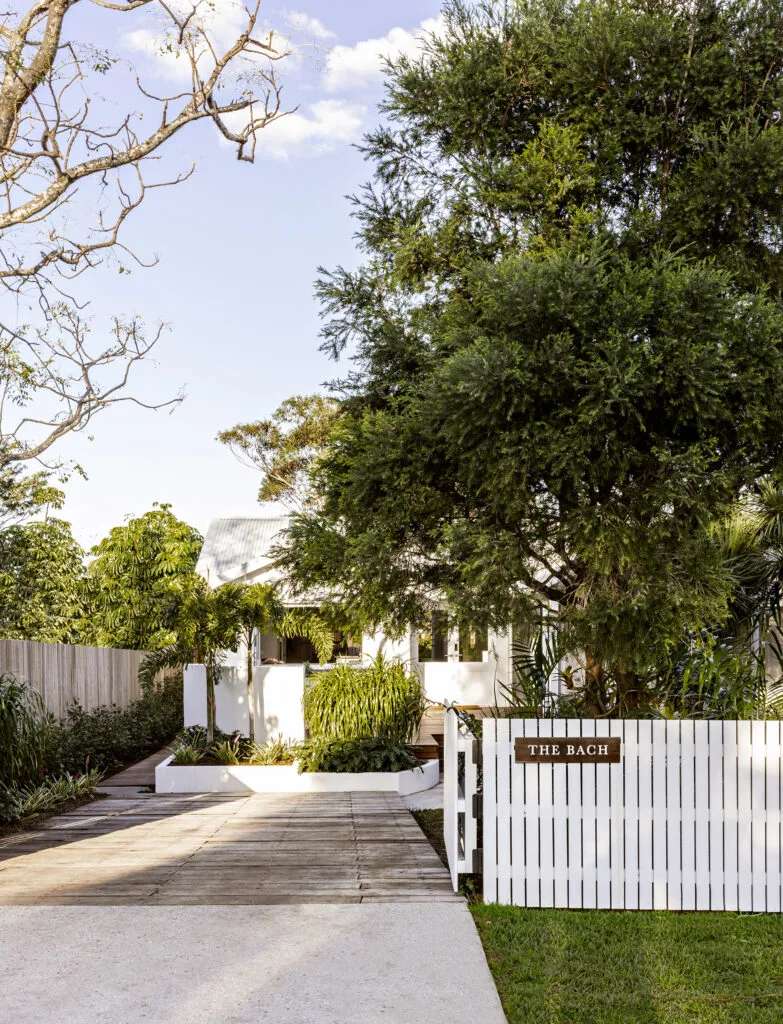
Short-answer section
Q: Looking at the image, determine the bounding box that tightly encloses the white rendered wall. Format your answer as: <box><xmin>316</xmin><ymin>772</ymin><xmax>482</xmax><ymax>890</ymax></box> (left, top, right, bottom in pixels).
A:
<box><xmin>415</xmin><ymin>660</ymin><xmax>501</xmax><ymax>706</ymax></box>
<box><xmin>361</xmin><ymin>629</ymin><xmax>415</xmax><ymax>664</ymax></box>
<box><xmin>183</xmin><ymin>662</ymin><xmax>306</xmax><ymax>742</ymax></box>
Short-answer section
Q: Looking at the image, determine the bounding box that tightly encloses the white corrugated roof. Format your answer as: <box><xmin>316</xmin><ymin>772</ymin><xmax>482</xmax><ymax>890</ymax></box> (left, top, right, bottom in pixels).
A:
<box><xmin>196</xmin><ymin>516</ymin><xmax>290</xmax><ymax>585</ymax></box>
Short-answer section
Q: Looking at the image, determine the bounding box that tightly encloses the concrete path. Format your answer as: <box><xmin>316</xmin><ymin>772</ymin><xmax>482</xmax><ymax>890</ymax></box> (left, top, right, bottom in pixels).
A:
<box><xmin>0</xmin><ymin>791</ymin><xmax>506</xmax><ymax>1022</ymax></box>
<box><xmin>0</xmin><ymin>904</ymin><xmax>506</xmax><ymax>1024</ymax></box>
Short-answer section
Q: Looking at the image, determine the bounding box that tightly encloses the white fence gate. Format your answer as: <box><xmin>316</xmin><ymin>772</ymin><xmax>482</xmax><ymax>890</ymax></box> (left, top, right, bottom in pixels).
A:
<box><xmin>445</xmin><ymin>713</ymin><xmax>783</xmax><ymax>912</ymax></box>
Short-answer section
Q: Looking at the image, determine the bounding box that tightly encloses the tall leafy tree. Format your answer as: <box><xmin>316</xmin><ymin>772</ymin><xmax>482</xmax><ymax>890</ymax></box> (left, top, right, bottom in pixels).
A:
<box><xmin>83</xmin><ymin>504</ymin><xmax>202</xmax><ymax>651</ymax></box>
<box><xmin>218</xmin><ymin>395</ymin><xmax>339</xmax><ymax>511</ymax></box>
<box><xmin>0</xmin><ymin>518</ymin><xmax>85</xmax><ymax>642</ymax></box>
<box><xmin>282</xmin><ymin>0</ymin><xmax>783</xmax><ymax>715</ymax></box>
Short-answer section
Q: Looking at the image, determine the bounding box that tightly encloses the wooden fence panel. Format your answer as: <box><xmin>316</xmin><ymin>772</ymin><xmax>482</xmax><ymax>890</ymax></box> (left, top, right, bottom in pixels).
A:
<box><xmin>0</xmin><ymin>639</ymin><xmax>148</xmax><ymax>718</ymax></box>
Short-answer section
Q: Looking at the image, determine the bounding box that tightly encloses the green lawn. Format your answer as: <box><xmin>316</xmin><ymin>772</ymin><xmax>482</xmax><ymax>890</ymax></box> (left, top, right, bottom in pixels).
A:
<box><xmin>471</xmin><ymin>904</ymin><xmax>783</xmax><ymax>1024</ymax></box>
<box><xmin>410</xmin><ymin>810</ymin><xmax>783</xmax><ymax>1023</ymax></box>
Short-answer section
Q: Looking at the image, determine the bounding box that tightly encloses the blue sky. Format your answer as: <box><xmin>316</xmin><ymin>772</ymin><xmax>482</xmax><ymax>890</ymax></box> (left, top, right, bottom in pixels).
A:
<box><xmin>51</xmin><ymin>1</ymin><xmax>443</xmax><ymax>547</ymax></box>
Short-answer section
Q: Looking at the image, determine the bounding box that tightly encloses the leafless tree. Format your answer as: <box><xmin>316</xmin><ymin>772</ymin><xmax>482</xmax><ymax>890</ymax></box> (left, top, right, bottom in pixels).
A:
<box><xmin>0</xmin><ymin>0</ymin><xmax>295</xmax><ymax>466</ymax></box>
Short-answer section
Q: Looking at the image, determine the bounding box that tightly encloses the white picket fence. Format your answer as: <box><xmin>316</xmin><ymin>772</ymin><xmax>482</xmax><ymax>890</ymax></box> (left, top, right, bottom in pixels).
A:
<box><xmin>445</xmin><ymin>713</ymin><xmax>783</xmax><ymax>912</ymax></box>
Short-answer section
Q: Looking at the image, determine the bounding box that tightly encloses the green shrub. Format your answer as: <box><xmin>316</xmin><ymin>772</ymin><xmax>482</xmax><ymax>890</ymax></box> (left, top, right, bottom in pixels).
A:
<box><xmin>295</xmin><ymin>737</ymin><xmax>422</xmax><ymax>774</ymax></box>
<box><xmin>0</xmin><ymin>785</ymin><xmax>21</xmax><ymax>824</ymax></box>
<box><xmin>170</xmin><ymin>743</ymin><xmax>202</xmax><ymax>765</ymax></box>
<box><xmin>303</xmin><ymin>656</ymin><xmax>425</xmax><ymax>744</ymax></box>
<box><xmin>209</xmin><ymin>738</ymin><xmax>242</xmax><ymax>764</ymax></box>
<box><xmin>0</xmin><ymin>675</ymin><xmax>54</xmax><ymax>789</ymax></box>
<box><xmin>47</xmin><ymin>674</ymin><xmax>183</xmax><ymax>776</ymax></box>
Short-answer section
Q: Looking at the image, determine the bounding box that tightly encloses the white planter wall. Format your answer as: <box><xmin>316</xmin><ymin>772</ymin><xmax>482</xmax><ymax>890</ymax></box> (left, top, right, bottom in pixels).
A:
<box><xmin>156</xmin><ymin>755</ymin><xmax>440</xmax><ymax>795</ymax></box>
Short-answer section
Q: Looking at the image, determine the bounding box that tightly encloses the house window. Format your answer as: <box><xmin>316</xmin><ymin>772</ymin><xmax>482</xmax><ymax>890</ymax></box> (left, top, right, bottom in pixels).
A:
<box><xmin>333</xmin><ymin>630</ymin><xmax>361</xmax><ymax>660</ymax></box>
<box><xmin>459</xmin><ymin>623</ymin><xmax>489</xmax><ymax>663</ymax></box>
<box><xmin>417</xmin><ymin>611</ymin><xmax>448</xmax><ymax>662</ymax></box>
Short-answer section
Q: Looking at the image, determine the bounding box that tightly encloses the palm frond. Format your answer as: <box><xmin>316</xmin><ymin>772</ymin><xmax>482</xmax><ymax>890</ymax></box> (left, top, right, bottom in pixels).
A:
<box><xmin>139</xmin><ymin>644</ymin><xmax>191</xmax><ymax>689</ymax></box>
<box><xmin>278</xmin><ymin>609</ymin><xmax>334</xmax><ymax>664</ymax></box>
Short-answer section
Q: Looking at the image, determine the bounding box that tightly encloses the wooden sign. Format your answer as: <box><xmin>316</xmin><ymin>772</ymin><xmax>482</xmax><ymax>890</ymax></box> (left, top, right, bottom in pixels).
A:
<box><xmin>514</xmin><ymin>736</ymin><xmax>621</xmax><ymax>764</ymax></box>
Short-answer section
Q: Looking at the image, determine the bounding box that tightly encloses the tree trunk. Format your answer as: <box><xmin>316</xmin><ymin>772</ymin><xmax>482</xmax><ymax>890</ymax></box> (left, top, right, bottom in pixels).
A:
<box><xmin>582</xmin><ymin>648</ymin><xmax>607</xmax><ymax>718</ymax></box>
<box><xmin>206</xmin><ymin>661</ymin><xmax>216</xmax><ymax>745</ymax></box>
<box><xmin>615</xmin><ymin>661</ymin><xmax>644</xmax><ymax>716</ymax></box>
<box><xmin>246</xmin><ymin>640</ymin><xmax>255</xmax><ymax>743</ymax></box>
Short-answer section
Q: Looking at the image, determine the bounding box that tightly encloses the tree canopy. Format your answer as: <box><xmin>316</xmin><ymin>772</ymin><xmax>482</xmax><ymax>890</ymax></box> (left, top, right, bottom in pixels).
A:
<box><xmin>281</xmin><ymin>0</ymin><xmax>783</xmax><ymax>712</ymax></box>
<box><xmin>0</xmin><ymin>517</ymin><xmax>85</xmax><ymax>642</ymax></box>
<box><xmin>0</xmin><ymin>0</ymin><xmax>296</xmax><ymax>471</ymax></box>
<box><xmin>219</xmin><ymin>395</ymin><xmax>339</xmax><ymax>511</ymax></box>
<box><xmin>83</xmin><ymin>504</ymin><xmax>202</xmax><ymax>650</ymax></box>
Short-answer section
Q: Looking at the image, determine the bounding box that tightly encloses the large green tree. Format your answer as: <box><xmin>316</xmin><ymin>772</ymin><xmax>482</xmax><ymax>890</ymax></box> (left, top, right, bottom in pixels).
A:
<box><xmin>282</xmin><ymin>0</ymin><xmax>783</xmax><ymax>715</ymax></box>
<box><xmin>83</xmin><ymin>504</ymin><xmax>202</xmax><ymax>651</ymax></box>
<box><xmin>218</xmin><ymin>394</ymin><xmax>339</xmax><ymax>511</ymax></box>
<box><xmin>0</xmin><ymin>517</ymin><xmax>85</xmax><ymax>642</ymax></box>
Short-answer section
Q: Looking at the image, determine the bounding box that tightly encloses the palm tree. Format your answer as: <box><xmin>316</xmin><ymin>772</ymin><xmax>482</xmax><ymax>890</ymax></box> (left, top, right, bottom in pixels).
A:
<box><xmin>141</xmin><ymin>577</ymin><xmax>336</xmax><ymax>744</ymax></box>
<box><xmin>140</xmin><ymin>577</ymin><xmax>244</xmax><ymax>744</ymax></box>
<box><xmin>235</xmin><ymin>583</ymin><xmax>334</xmax><ymax>742</ymax></box>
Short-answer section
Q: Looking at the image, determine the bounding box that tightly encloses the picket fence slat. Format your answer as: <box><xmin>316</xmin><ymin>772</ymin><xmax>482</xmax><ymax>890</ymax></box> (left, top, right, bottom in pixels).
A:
<box><xmin>522</xmin><ymin>720</ymin><xmax>540</xmax><ymax>907</ymax></box>
<box><xmin>483</xmin><ymin>719</ymin><xmax>498</xmax><ymax>905</ymax></box>
<box><xmin>446</xmin><ymin>715</ymin><xmax>783</xmax><ymax>913</ymax></box>
<box><xmin>766</xmin><ymin>721</ymin><xmax>782</xmax><ymax>914</ymax></box>
<box><xmin>464</xmin><ymin>729</ymin><xmax>478</xmax><ymax>879</ymax></box>
<box><xmin>737</xmin><ymin>721</ymin><xmax>753</xmax><ymax>912</ymax></box>
<box><xmin>566</xmin><ymin>719</ymin><xmax>583</xmax><ymax>909</ymax></box>
<box><xmin>681</xmin><ymin>721</ymin><xmax>696</xmax><ymax>911</ymax></box>
<box><xmin>553</xmin><ymin>719</ymin><xmax>569</xmax><ymax>908</ymax></box>
<box><xmin>496</xmin><ymin>718</ymin><xmax>512</xmax><ymax>905</ymax></box>
<box><xmin>581</xmin><ymin>719</ymin><xmax>598</xmax><ymax>909</ymax></box>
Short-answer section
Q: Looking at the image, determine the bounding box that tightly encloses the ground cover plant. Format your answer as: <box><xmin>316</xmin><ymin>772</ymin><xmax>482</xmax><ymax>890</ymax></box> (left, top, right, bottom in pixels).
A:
<box><xmin>170</xmin><ymin>731</ymin><xmax>296</xmax><ymax>767</ymax></box>
<box><xmin>3</xmin><ymin>770</ymin><xmax>104</xmax><ymax>822</ymax></box>
<box><xmin>169</xmin><ymin>730</ymin><xmax>422</xmax><ymax>773</ymax></box>
<box><xmin>294</xmin><ymin>737</ymin><xmax>422</xmax><ymax>774</ymax></box>
<box><xmin>472</xmin><ymin>905</ymin><xmax>783</xmax><ymax>1024</ymax></box>
<box><xmin>303</xmin><ymin>656</ymin><xmax>426</xmax><ymax>744</ymax></box>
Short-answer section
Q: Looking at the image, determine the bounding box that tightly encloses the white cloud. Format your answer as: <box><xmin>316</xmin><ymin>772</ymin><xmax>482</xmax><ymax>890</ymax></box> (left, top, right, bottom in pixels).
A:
<box><xmin>325</xmin><ymin>15</ymin><xmax>444</xmax><ymax>93</ymax></box>
<box><xmin>258</xmin><ymin>99</ymin><xmax>365</xmax><ymax>159</ymax></box>
<box><xmin>125</xmin><ymin>0</ymin><xmax>276</xmax><ymax>83</ymax></box>
<box><xmin>286</xmin><ymin>11</ymin><xmax>335</xmax><ymax>40</ymax></box>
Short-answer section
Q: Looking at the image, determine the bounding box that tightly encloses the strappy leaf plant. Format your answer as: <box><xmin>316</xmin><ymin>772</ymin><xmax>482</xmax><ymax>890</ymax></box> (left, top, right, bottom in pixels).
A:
<box><xmin>304</xmin><ymin>655</ymin><xmax>425</xmax><ymax>744</ymax></box>
<box><xmin>0</xmin><ymin>675</ymin><xmax>53</xmax><ymax>789</ymax></box>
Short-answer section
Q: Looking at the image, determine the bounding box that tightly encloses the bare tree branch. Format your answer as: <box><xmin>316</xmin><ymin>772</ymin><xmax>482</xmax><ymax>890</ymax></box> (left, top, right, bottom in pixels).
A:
<box><xmin>0</xmin><ymin>0</ymin><xmax>297</xmax><ymax>464</ymax></box>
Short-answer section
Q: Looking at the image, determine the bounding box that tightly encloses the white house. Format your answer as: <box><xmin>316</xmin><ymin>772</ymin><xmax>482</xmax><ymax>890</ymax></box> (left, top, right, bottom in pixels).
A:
<box><xmin>187</xmin><ymin>516</ymin><xmax>515</xmax><ymax>739</ymax></box>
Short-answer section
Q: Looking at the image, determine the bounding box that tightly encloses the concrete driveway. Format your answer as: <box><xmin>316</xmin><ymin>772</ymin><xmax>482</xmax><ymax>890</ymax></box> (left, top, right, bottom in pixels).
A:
<box><xmin>0</xmin><ymin>792</ymin><xmax>506</xmax><ymax>1023</ymax></box>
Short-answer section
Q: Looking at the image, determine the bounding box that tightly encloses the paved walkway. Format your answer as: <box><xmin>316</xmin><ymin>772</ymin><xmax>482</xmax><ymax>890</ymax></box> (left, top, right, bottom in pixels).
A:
<box><xmin>0</xmin><ymin>791</ymin><xmax>459</xmax><ymax>904</ymax></box>
<box><xmin>100</xmin><ymin>745</ymin><xmax>172</xmax><ymax>791</ymax></box>
<box><xmin>0</xmin><ymin>792</ymin><xmax>506</xmax><ymax>1023</ymax></box>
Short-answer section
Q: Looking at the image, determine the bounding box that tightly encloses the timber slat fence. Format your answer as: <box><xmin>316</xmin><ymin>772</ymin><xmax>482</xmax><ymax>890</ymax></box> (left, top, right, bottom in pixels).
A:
<box><xmin>0</xmin><ymin>639</ymin><xmax>148</xmax><ymax>719</ymax></box>
<box><xmin>446</xmin><ymin>713</ymin><xmax>783</xmax><ymax>913</ymax></box>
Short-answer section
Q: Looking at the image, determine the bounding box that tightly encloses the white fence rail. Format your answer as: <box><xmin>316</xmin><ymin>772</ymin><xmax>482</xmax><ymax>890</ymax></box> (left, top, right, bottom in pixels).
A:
<box><xmin>445</xmin><ymin>714</ymin><xmax>783</xmax><ymax>912</ymax></box>
<box><xmin>443</xmin><ymin>708</ymin><xmax>480</xmax><ymax>890</ymax></box>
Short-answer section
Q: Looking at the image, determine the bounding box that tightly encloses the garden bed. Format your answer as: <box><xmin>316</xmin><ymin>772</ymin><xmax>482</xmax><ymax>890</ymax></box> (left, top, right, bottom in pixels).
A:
<box><xmin>155</xmin><ymin>755</ymin><xmax>439</xmax><ymax>794</ymax></box>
